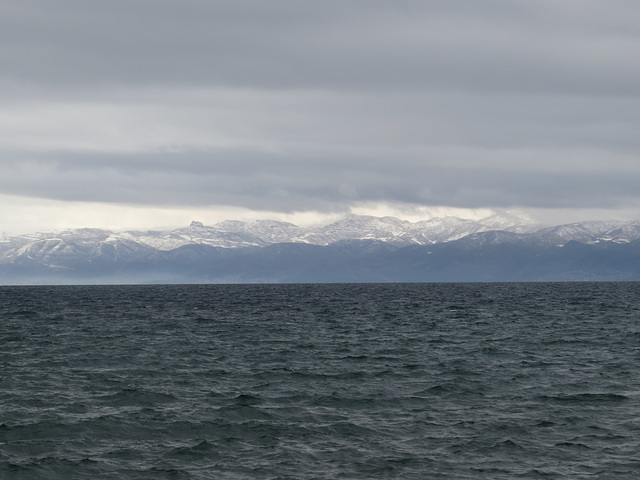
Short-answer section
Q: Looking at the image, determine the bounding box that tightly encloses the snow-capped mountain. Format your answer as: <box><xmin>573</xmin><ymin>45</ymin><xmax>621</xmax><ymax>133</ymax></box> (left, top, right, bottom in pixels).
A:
<box><xmin>2</xmin><ymin>214</ymin><xmax>639</xmax><ymax>258</ymax></box>
<box><xmin>529</xmin><ymin>221</ymin><xmax>640</xmax><ymax>245</ymax></box>
<box><xmin>2</xmin><ymin>214</ymin><xmax>640</xmax><ymax>283</ymax></box>
<box><xmin>97</xmin><ymin>212</ymin><xmax>542</xmax><ymax>251</ymax></box>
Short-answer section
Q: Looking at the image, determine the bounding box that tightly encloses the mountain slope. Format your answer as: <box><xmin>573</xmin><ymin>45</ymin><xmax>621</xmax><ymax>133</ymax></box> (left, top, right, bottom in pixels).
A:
<box><xmin>2</xmin><ymin>214</ymin><xmax>640</xmax><ymax>283</ymax></box>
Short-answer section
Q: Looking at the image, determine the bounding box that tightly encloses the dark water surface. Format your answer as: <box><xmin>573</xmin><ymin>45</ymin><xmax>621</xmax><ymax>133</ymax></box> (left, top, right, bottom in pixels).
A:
<box><xmin>1</xmin><ymin>283</ymin><xmax>640</xmax><ymax>479</ymax></box>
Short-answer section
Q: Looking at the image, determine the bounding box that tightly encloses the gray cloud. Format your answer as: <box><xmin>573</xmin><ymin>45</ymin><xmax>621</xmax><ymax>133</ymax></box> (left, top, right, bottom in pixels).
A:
<box><xmin>2</xmin><ymin>0</ymin><xmax>639</xmax><ymax>94</ymax></box>
<box><xmin>2</xmin><ymin>148</ymin><xmax>639</xmax><ymax>213</ymax></box>
<box><xmin>1</xmin><ymin>0</ymin><xmax>640</xmax><ymax>224</ymax></box>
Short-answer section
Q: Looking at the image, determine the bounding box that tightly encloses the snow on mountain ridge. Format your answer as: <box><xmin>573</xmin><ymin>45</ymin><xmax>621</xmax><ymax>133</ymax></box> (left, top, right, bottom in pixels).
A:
<box><xmin>2</xmin><ymin>215</ymin><xmax>640</xmax><ymax>268</ymax></box>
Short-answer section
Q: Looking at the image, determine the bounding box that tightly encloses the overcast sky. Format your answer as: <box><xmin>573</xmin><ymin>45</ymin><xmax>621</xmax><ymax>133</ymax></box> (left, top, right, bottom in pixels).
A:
<box><xmin>2</xmin><ymin>0</ymin><xmax>640</xmax><ymax>235</ymax></box>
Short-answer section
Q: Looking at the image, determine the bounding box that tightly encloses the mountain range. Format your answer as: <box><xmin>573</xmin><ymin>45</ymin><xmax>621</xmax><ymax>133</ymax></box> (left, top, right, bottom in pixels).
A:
<box><xmin>2</xmin><ymin>213</ymin><xmax>640</xmax><ymax>284</ymax></box>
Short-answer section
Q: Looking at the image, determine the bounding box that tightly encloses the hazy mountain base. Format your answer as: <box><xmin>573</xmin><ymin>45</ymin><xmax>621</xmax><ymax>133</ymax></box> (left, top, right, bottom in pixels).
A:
<box><xmin>2</xmin><ymin>236</ymin><xmax>640</xmax><ymax>284</ymax></box>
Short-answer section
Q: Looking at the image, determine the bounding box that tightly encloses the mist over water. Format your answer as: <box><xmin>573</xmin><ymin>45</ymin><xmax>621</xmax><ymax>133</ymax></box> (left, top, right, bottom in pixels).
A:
<box><xmin>1</xmin><ymin>283</ymin><xmax>640</xmax><ymax>479</ymax></box>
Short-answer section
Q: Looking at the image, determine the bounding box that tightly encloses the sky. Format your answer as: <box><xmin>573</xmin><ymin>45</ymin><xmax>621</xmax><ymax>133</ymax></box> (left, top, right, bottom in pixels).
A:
<box><xmin>1</xmin><ymin>0</ymin><xmax>640</xmax><ymax>235</ymax></box>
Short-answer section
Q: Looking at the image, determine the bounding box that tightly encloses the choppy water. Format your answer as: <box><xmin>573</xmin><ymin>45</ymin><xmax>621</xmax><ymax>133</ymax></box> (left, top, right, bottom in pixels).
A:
<box><xmin>1</xmin><ymin>282</ymin><xmax>640</xmax><ymax>479</ymax></box>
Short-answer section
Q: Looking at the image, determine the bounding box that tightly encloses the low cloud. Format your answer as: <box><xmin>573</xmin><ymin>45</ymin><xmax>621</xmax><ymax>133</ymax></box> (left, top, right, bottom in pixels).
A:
<box><xmin>1</xmin><ymin>1</ymin><xmax>640</xmax><ymax>234</ymax></box>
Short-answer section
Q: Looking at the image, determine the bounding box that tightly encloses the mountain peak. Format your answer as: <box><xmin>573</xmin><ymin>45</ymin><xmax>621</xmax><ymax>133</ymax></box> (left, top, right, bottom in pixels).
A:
<box><xmin>2</xmin><ymin>214</ymin><xmax>640</xmax><ymax>283</ymax></box>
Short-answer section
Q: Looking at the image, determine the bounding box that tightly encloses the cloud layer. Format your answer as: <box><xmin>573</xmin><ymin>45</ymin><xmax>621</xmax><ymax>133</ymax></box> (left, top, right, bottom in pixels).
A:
<box><xmin>1</xmin><ymin>0</ymin><xmax>640</xmax><ymax>232</ymax></box>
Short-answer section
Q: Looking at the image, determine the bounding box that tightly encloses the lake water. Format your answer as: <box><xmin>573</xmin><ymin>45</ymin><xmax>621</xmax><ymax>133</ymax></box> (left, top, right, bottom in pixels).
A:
<box><xmin>1</xmin><ymin>282</ymin><xmax>640</xmax><ymax>478</ymax></box>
